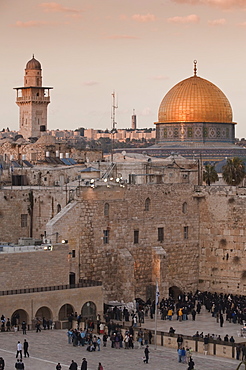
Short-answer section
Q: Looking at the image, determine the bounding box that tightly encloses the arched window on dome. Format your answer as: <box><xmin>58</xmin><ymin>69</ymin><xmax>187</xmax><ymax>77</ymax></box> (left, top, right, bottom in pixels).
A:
<box><xmin>104</xmin><ymin>203</ymin><xmax>109</xmax><ymax>217</ymax></box>
<box><xmin>145</xmin><ymin>198</ymin><xmax>151</xmax><ymax>211</ymax></box>
<box><xmin>182</xmin><ymin>202</ymin><xmax>187</xmax><ymax>214</ymax></box>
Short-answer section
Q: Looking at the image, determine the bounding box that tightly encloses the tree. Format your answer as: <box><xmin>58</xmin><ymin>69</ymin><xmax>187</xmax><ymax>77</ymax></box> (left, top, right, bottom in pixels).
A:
<box><xmin>203</xmin><ymin>164</ymin><xmax>218</xmax><ymax>186</ymax></box>
<box><xmin>222</xmin><ymin>157</ymin><xmax>245</xmax><ymax>186</ymax></box>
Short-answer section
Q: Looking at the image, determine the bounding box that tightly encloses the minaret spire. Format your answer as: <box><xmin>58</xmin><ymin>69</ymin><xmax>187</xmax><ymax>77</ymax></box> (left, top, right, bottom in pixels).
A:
<box><xmin>193</xmin><ymin>60</ymin><xmax>197</xmax><ymax>76</ymax></box>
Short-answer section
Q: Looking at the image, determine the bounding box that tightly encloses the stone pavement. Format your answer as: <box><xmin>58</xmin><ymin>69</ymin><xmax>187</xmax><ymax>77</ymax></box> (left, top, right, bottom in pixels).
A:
<box><xmin>143</xmin><ymin>307</ymin><xmax>246</xmax><ymax>343</ymax></box>
<box><xmin>0</xmin><ymin>308</ymin><xmax>244</xmax><ymax>370</ymax></box>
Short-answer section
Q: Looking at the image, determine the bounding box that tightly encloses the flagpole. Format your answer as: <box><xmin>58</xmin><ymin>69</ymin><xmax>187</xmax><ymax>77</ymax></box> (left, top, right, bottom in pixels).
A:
<box><xmin>154</xmin><ymin>279</ymin><xmax>158</xmax><ymax>350</ymax></box>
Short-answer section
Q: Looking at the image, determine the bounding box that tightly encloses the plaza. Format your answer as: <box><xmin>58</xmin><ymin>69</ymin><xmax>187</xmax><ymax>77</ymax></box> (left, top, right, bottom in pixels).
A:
<box><xmin>0</xmin><ymin>308</ymin><xmax>244</xmax><ymax>370</ymax></box>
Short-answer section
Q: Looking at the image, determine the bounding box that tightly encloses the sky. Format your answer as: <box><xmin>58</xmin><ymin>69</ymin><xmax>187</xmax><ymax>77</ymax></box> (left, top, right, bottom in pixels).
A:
<box><xmin>1</xmin><ymin>0</ymin><xmax>246</xmax><ymax>138</ymax></box>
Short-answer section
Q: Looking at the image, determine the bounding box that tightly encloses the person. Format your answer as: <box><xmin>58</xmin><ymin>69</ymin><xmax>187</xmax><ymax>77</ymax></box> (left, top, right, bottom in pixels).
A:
<box><xmin>16</xmin><ymin>341</ymin><xmax>23</xmax><ymax>359</ymax></box>
<box><xmin>56</xmin><ymin>363</ymin><xmax>62</xmax><ymax>370</ymax></box>
<box><xmin>69</xmin><ymin>360</ymin><xmax>77</xmax><ymax>370</ymax></box>
<box><xmin>143</xmin><ymin>345</ymin><xmax>149</xmax><ymax>364</ymax></box>
<box><xmin>35</xmin><ymin>318</ymin><xmax>41</xmax><ymax>332</ymax></box>
<box><xmin>0</xmin><ymin>357</ymin><xmax>5</xmax><ymax>370</ymax></box>
<box><xmin>19</xmin><ymin>360</ymin><xmax>24</xmax><ymax>369</ymax></box>
<box><xmin>103</xmin><ymin>333</ymin><xmax>108</xmax><ymax>347</ymax></box>
<box><xmin>81</xmin><ymin>358</ymin><xmax>87</xmax><ymax>370</ymax></box>
<box><xmin>98</xmin><ymin>363</ymin><xmax>103</xmax><ymax>370</ymax></box>
<box><xmin>21</xmin><ymin>321</ymin><xmax>27</xmax><ymax>335</ymax></box>
<box><xmin>169</xmin><ymin>327</ymin><xmax>175</xmax><ymax>336</ymax></box>
<box><xmin>23</xmin><ymin>339</ymin><xmax>29</xmax><ymax>358</ymax></box>
<box><xmin>15</xmin><ymin>359</ymin><xmax>20</xmax><ymax>369</ymax></box>
<box><xmin>6</xmin><ymin>318</ymin><xmax>11</xmax><ymax>332</ymax></box>
<box><xmin>177</xmin><ymin>334</ymin><xmax>183</xmax><ymax>349</ymax></box>
<box><xmin>187</xmin><ymin>357</ymin><xmax>195</xmax><ymax>370</ymax></box>
<box><xmin>178</xmin><ymin>348</ymin><xmax>182</xmax><ymax>363</ymax></box>
<box><xmin>220</xmin><ymin>313</ymin><xmax>224</xmax><ymax>327</ymax></box>
<box><xmin>236</xmin><ymin>344</ymin><xmax>241</xmax><ymax>360</ymax></box>
<box><xmin>97</xmin><ymin>336</ymin><xmax>101</xmax><ymax>351</ymax></box>
<box><xmin>203</xmin><ymin>335</ymin><xmax>209</xmax><ymax>355</ymax></box>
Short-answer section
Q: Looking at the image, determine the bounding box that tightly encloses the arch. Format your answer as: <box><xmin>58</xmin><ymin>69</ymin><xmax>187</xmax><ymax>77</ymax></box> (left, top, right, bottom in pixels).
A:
<box><xmin>58</xmin><ymin>304</ymin><xmax>75</xmax><ymax>321</ymax></box>
<box><xmin>35</xmin><ymin>306</ymin><xmax>53</xmax><ymax>321</ymax></box>
<box><xmin>104</xmin><ymin>203</ymin><xmax>109</xmax><ymax>216</ymax></box>
<box><xmin>81</xmin><ymin>301</ymin><xmax>97</xmax><ymax>320</ymax></box>
<box><xmin>169</xmin><ymin>286</ymin><xmax>183</xmax><ymax>301</ymax></box>
<box><xmin>11</xmin><ymin>309</ymin><xmax>28</xmax><ymax>326</ymax></box>
<box><xmin>182</xmin><ymin>202</ymin><xmax>187</xmax><ymax>214</ymax></box>
<box><xmin>145</xmin><ymin>197</ymin><xmax>151</xmax><ymax>211</ymax></box>
<box><xmin>57</xmin><ymin>204</ymin><xmax>61</xmax><ymax>213</ymax></box>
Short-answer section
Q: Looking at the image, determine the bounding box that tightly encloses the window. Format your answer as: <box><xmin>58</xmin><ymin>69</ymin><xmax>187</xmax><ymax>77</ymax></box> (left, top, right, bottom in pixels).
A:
<box><xmin>158</xmin><ymin>227</ymin><xmax>164</xmax><ymax>242</ymax></box>
<box><xmin>72</xmin><ymin>250</ymin><xmax>76</xmax><ymax>258</ymax></box>
<box><xmin>21</xmin><ymin>214</ymin><xmax>28</xmax><ymax>228</ymax></box>
<box><xmin>103</xmin><ymin>230</ymin><xmax>109</xmax><ymax>244</ymax></box>
<box><xmin>184</xmin><ymin>226</ymin><xmax>189</xmax><ymax>239</ymax></box>
<box><xmin>134</xmin><ymin>230</ymin><xmax>139</xmax><ymax>244</ymax></box>
<box><xmin>145</xmin><ymin>197</ymin><xmax>150</xmax><ymax>211</ymax></box>
<box><xmin>104</xmin><ymin>203</ymin><xmax>109</xmax><ymax>217</ymax></box>
<box><xmin>182</xmin><ymin>202</ymin><xmax>187</xmax><ymax>214</ymax></box>
<box><xmin>57</xmin><ymin>204</ymin><xmax>61</xmax><ymax>213</ymax></box>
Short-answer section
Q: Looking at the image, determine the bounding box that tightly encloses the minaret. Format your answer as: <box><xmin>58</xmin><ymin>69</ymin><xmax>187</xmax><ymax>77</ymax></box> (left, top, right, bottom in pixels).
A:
<box><xmin>131</xmin><ymin>109</ymin><xmax>137</xmax><ymax>130</ymax></box>
<box><xmin>14</xmin><ymin>55</ymin><xmax>53</xmax><ymax>140</ymax></box>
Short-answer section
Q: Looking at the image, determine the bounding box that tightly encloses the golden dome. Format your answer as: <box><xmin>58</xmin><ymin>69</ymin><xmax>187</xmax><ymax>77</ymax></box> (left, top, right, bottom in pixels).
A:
<box><xmin>158</xmin><ymin>74</ymin><xmax>233</xmax><ymax>124</ymax></box>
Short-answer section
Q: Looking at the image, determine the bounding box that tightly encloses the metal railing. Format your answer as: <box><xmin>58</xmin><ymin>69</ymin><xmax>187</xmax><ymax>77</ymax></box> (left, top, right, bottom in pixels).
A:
<box><xmin>0</xmin><ymin>280</ymin><xmax>102</xmax><ymax>296</ymax></box>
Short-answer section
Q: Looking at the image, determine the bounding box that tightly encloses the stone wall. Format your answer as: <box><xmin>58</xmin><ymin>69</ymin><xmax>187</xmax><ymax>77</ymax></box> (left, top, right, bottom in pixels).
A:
<box><xmin>197</xmin><ymin>186</ymin><xmax>246</xmax><ymax>295</ymax></box>
<box><xmin>0</xmin><ymin>188</ymin><xmax>67</xmax><ymax>243</ymax></box>
<box><xmin>0</xmin><ymin>244</ymin><xmax>69</xmax><ymax>290</ymax></box>
<box><xmin>46</xmin><ymin>183</ymin><xmax>200</xmax><ymax>302</ymax></box>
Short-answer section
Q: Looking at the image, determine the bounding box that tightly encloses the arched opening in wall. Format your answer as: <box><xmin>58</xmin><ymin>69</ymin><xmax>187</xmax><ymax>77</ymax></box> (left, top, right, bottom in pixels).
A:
<box><xmin>57</xmin><ymin>204</ymin><xmax>61</xmax><ymax>213</ymax></box>
<box><xmin>69</xmin><ymin>272</ymin><xmax>76</xmax><ymax>286</ymax></box>
<box><xmin>11</xmin><ymin>309</ymin><xmax>29</xmax><ymax>327</ymax></box>
<box><xmin>145</xmin><ymin>197</ymin><xmax>151</xmax><ymax>211</ymax></box>
<box><xmin>169</xmin><ymin>286</ymin><xmax>182</xmax><ymax>301</ymax></box>
<box><xmin>58</xmin><ymin>304</ymin><xmax>74</xmax><ymax>321</ymax></box>
<box><xmin>182</xmin><ymin>202</ymin><xmax>187</xmax><ymax>214</ymax></box>
<box><xmin>81</xmin><ymin>301</ymin><xmax>97</xmax><ymax>321</ymax></box>
<box><xmin>35</xmin><ymin>306</ymin><xmax>52</xmax><ymax>321</ymax></box>
<box><xmin>104</xmin><ymin>203</ymin><xmax>109</xmax><ymax>216</ymax></box>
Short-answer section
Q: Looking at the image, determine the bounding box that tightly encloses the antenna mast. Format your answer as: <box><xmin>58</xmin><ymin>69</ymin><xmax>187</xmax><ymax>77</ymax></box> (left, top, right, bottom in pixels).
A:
<box><xmin>111</xmin><ymin>92</ymin><xmax>118</xmax><ymax>163</ymax></box>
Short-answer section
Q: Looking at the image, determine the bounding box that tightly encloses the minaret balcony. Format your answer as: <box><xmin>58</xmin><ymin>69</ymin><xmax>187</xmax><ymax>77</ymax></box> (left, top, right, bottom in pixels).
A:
<box><xmin>16</xmin><ymin>96</ymin><xmax>50</xmax><ymax>103</ymax></box>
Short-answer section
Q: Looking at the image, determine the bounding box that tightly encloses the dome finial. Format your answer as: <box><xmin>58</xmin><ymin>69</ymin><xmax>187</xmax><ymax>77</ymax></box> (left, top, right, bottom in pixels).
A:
<box><xmin>193</xmin><ymin>60</ymin><xmax>197</xmax><ymax>76</ymax></box>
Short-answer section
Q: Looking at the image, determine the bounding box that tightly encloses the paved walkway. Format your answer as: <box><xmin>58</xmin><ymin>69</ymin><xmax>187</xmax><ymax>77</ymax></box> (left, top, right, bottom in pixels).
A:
<box><xmin>0</xmin><ymin>308</ymin><xmax>244</xmax><ymax>369</ymax></box>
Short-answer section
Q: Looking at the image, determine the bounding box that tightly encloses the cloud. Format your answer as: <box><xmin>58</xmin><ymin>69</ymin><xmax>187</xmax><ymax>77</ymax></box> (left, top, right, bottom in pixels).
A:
<box><xmin>107</xmin><ymin>34</ymin><xmax>139</xmax><ymax>39</ymax></box>
<box><xmin>153</xmin><ymin>75</ymin><xmax>169</xmax><ymax>80</ymax></box>
<box><xmin>171</xmin><ymin>0</ymin><xmax>246</xmax><ymax>10</ymax></box>
<box><xmin>132</xmin><ymin>13</ymin><xmax>157</xmax><ymax>22</ymax></box>
<box><xmin>39</xmin><ymin>2</ymin><xmax>81</xmax><ymax>13</ymax></box>
<box><xmin>208</xmin><ymin>18</ymin><xmax>226</xmax><ymax>25</ymax></box>
<box><xmin>238</xmin><ymin>21</ymin><xmax>246</xmax><ymax>26</ymax></box>
<box><xmin>83</xmin><ymin>81</ymin><xmax>99</xmax><ymax>86</ymax></box>
<box><xmin>14</xmin><ymin>20</ymin><xmax>48</xmax><ymax>28</ymax></box>
<box><xmin>167</xmin><ymin>14</ymin><xmax>200</xmax><ymax>23</ymax></box>
<box><xmin>140</xmin><ymin>107</ymin><xmax>152</xmax><ymax>116</ymax></box>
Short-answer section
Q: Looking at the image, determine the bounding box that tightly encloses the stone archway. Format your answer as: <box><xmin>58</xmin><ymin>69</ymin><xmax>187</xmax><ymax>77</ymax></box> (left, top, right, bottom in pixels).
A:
<box><xmin>35</xmin><ymin>306</ymin><xmax>53</xmax><ymax>321</ymax></box>
<box><xmin>11</xmin><ymin>309</ymin><xmax>28</xmax><ymax>326</ymax></box>
<box><xmin>81</xmin><ymin>301</ymin><xmax>97</xmax><ymax>320</ymax></box>
<box><xmin>169</xmin><ymin>286</ymin><xmax>183</xmax><ymax>301</ymax></box>
<box><xmin>58</xmin><ymin>304</ymin><xmax>74</xmax><ymax>321</ymax></box>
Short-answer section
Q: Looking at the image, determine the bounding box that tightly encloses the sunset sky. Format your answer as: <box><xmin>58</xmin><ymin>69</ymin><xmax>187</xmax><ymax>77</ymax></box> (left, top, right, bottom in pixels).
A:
<box><xmin>1</xmin><ymin>0</ymin><xmax>246</xmax><ymax>138</ymax></box>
